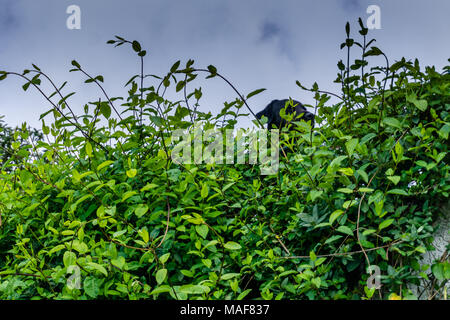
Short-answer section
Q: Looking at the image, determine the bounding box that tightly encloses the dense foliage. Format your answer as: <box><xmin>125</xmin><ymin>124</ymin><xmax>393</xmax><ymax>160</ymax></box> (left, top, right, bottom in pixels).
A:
<box><xmin>0</xmin><ymin>20</ymin><xmax>449</xmax><ymax>300</ymax></box>
<box><xmin>0</xmin><ymin>117</ymin><xmax>43</xmax><ymax>172</ymax></box>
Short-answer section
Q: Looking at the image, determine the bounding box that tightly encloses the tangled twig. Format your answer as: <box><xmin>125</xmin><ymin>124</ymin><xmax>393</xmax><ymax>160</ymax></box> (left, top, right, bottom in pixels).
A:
<box><xmin>278</xmin><ymin>240</ymin><xmax>403</xmax><ymax>260</ymax></box>
<box><xmin>155</xmin><ymin>197</ymin><xmax>171</xmax><ymax>249</ymax></box>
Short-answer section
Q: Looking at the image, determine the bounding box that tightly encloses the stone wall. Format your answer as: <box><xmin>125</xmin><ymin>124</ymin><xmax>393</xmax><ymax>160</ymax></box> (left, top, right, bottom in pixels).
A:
<box><xmin>410</xmin><ymin>201</ymin><xmax>449</xmax><ymax>299</ymax></box>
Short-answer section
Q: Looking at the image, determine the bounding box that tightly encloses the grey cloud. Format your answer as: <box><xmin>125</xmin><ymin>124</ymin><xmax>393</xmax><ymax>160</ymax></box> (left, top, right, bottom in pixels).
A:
<box><xmin>0</xmin><ymin>0</ymin><xmax>449</xmax><ymax>130</ymax></box>
<box><xmin>339</xmin><ymin>0</ymin><xmax>363</xmax><ymax>11</ymax></box>
<box><xmin>261</xmin><ymin>21</ymin><xmax>282</xmax><ymax>41</ymax></box>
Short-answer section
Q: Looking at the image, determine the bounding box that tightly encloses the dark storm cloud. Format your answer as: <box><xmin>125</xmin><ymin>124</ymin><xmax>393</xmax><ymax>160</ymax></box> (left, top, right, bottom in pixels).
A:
<box><xmin>261</xmin><ymin>21</ymin><xmax>282</xmax><ymax>41</ymax></box>
<box><xmin>259</xmin><ymin>20</ymin><xmax>294</xmax><ymax>60</ymax></box>
<box><xmin>339</xmin><ymin>0</ymin><xmax>362</xmax><ymax>11</ymax></box>
<box><xmin>0</xmin><ymin>0</ymin><xmax>19</xmax><ymax>37</ymax></box>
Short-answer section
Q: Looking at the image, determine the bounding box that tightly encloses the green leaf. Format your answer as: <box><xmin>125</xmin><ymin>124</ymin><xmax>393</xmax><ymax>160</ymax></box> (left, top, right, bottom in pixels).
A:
<box><xmin>221</xmin><ymin>273</ymin><xmax>240</xmax><ymax>280</ymax></box>
<box><xmin>179</xmin><ymin>284</ymin><xmax>210</xmax><ymax>295</ymax></box>
<box><xmin>224</xmin><ymin>241</ymin><xmax>242</xmax><ymax>250</ymax></box>
<box><xmin>176</xmin><ymin>80</ymin><xmax>185</xmax><ymax>92</ymax></box>
<box><xmin>362</xmin><ymin>229</ymin><xmax>376</xmax><ymax>236</ymax></box>
<box><xmin>84</xmin><ymin>276</ymin><xmax>100</xmax><ymax>298</ymax></box>
<box><xmin>364</xmin><ymin>46</ymin><xmax>383</xmax><ymax>57</ymax></box>
<box><xmin>202</xmin><ymin>259</ymin><xmax>212</xmax><ymax>268</ymax></box>
<box><xmin>97</xmin><ymin>160</ymin><xmax>114</xmax><ymax>172</ymax></box>
<box><xmin>111</xmin><ymin>256</ymin><xmax>126</xmax><ymax>270</ymax></box>
<box><xmin>357</xmin><ymin>169</ymin><xmax>369</xmax><ymax>183</ymax></box>
<box><xmin>337</xmin><ymin>188</ymin><xmax>354</xmax><ymax>194</ymax></box>
<box><xmin>195</xmin><ymin>225</ymin><xmax>209</xmax><ymax>239</ymax></box>
<box><xmin>308</xmin><ymin>190</ymin><xmax>323</xmax><ymax>202</ymax></box>
<box><xmin>343</xmin><ymin>200</ymin><xmax>357</xmax><ymax>209</ymax></box>
<box><xmin>339</xmin><ymin>168</ymin><xmax>354</xmax><ymax>176</ymax></box>
<box><xmin>100</xmin><ymin>103</ymin><xmax>111</xmax><ymax>119</ymax></box>
<box><xmin>337</xmin><ymin>226</ymin><xmax>354</xmax><ymax>236</ymax></box>
<box><xmin>378</xmin><ymin>218</ymin><xmax>394</xmax><ymax>231</ymax></box>
<box><xmin>387</xmin><ymin>176</ymin><xmax>401</xmax><ymax>185</ymax></box>
<box><xmin>415</xmin><ymin>246</ymin><xmax>426</xmax><ymax>254</ymax></box>
<box><xmin>407</xmin><ymin>94</ymin><xmax>428</xmax><ymax>111</ymax></box>
<box><xmin>63</xmin><ymin>251</ymin><xmax>77</xmax><ymax>267</ymax></box>
<box><xmin>358</xmin><ymin>188</ymin><xmax>374</xmax><ymax>193</ymax></box>
<box><xmin>315</xmin><ymin>257</ymin><xmax>326</xmax><ymax>267</ymax></box>
<box><xmin>360</xmin><ymin>133</ymin><xmax>377</xmax><ymax>145</ymax></box>
<box><xmin>414</xmin><ymin>99</ymin><xmax>428</xmax><ymax>111</ymax></box>
<box><xmin>200</xmin><ymin>183</ymin><xmax>209</xmax><ymax>199</ymax></box>
<box><xmin>141</xmin><ymin>183</ymin><xmax>158</xmax><ymax>192</ymax></box>
<box><xmin>383</xmin><ymin>117</ymin><xmax>401</xmax><ymax>129</ymax></box>
<box><xmin>237</xmin><ymin>289</ymin><xmax>252</xmax><ymax>300</ymax></box>
<box><xmin>112</xmin><ymin>230</ymin><xmax>127</xmax><ymax>238</ymax></box>
<box><xmin>126</xmin><ymin>169</ymin><xmax>137</xmax><ymax>178</ymax></box>
<box><xmin>416</xmin><ymin>160</ymin><xmax>428</xmax><ymax>168</ymax></box>
<box><xmin>438</xmin><ymin>124</ymin><xmax>450</xmax><ymax>139</ymax></box>
<box><xmin>132</xmin><ymin>40</ymin><xmax>142</xmax><ymax>52</ymax></box>
<box><xmin>121</xmin><ymin>191</ymin><xmax>137</xmax><ymax>202</ymax></box>
<box><xmin>71</xmin><ymin>240</ymin><xmax>88</xmax><ymax>254</ymax></box>
<box><xmin>139</xmin><ymin>228</ymin><xmax>149</xmax><ymax>243</ymax></box>
<box><xmin>71</xmin><ymin>60</ymin><xmax>81</xmax><ymax>69</ymax></box>
<box><xmin>368</xmin><ymin>190</ymin><xmax>384</xmax><ymax>204</ymax></box>
<box><xmin>86</xmin><ymin>262</ymin><xmax>108</xmax><ymax>276</ymax></box>
<box><xmin>207</xmin><ymin>65</ymin><xmax>217</xmax><ymax>75</ymax></box>
<box><xmin>311</xmin><ymin>277</ymin><xmax>321</xmax><ymax>288</ymax></box>
<box><xmin>394</xmin><ymin>142</ymin><xmax>403</xmax><ymax>158</ymax></box>
<box><xmin>327</xmin><ymin>155</ymin><xmax>347</xmax><ymax>172</ymax></box>
<box><xmin>48</xmin><ymin>244</ymin><xmax>66</xmax><ymax>255</ymax></box>
<box><xmin>431</xmin><ymin>263</ymin><xmax>449</xmax><ymax>281</ymax></box>
<box><xmin>387</xmin><ymin>189</ymin><xmax>408</xmax><ymax>196</ymax></box>
<box><xmin>329</xmin><ymin>210</ymin><xmax>344</xmax><ymax>224</ymax></box>
<box><xmin>159</xmin><ymin>253</ymin><xmax>170</xmax><ymax>264</ymax></box>
<box><xmin>435</xmin><ymin>152</ymin><xmax>446</xmax><ymax>164</ymax></box>
<box><xmin>345</xmin><ymin>138</ymin><xmax>358</xmax><ymax>156</ymax></box>
<box><xmin>156</xmin><ymin>269</ymin><xmax>167</xmax><ymax>284</ymax></box>
<box><xmin>246</xmin><ymin>88</ymin><xmax>266</xmax><ymax>99</ymax></box>
<box><xmin>22</xmin><ymin>82</ymin><xmax>31</xmax><ymax>91</ymax></box>
<box><xmin>85</xmin><ymin>142</ymin><xmax>93</xmax><ymax>157</ymax></box>
<box><xmin>150</xmin><ymin>285</ymin><xmax>171</xmax><ymax>295</ymax></box>
<box><xmin>365</xmin><ymin>286</ymin><xmax>376</xmax><ymax>298</ymax></box>
<box><xmin>134</xmin><ymin>205</ymin><xmax>149</xmax><ymax>218</ymax></box>
<box><xmin>180</xmin><ymin>269</ymin><xmax>194</xmax><ymax>277</ymax></box>
<box><xmin>325</xmin><ymin>235</ymin><xmax>343</xmax><ymax>245</ymax></box>
<box><xmin>170</xmin><ymin>60</ymin><xmax>181</xmax><ymax>73</ymax></box>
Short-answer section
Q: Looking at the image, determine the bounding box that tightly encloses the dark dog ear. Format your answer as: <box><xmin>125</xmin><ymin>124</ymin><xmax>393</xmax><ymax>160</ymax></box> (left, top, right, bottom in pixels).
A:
<box><xmin>303</xmin><ymin>112</ymin><xmax>314</xmax><ymax>122</ymax></box>
<box><xmin>257</xmin><ymin>100</ymin><xmax>275</xmax><ymax>126</ymax></box>
<box><xmin>255</xmin><ymin>110</ymin><xmax>264</xmax><ymax>119</ymax></box>
<box><xmin>293</xmin><ymin>101</ymin><xmax>306</xmax><ymax>112</ymax></box>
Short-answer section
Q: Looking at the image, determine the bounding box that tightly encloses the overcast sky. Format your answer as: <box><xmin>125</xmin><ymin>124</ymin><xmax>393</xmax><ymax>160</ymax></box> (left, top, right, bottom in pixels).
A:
<box><xmin>0</xmin><ymin>0</ymin><xmax>449</xmax><ymax>129</ymax></box>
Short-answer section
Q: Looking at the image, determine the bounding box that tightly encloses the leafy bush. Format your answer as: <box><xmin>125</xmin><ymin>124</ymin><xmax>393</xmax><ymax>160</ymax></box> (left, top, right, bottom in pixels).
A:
<box><xmin>0</xmin><ymin>20</ymin><xmax>448</xmax><ymax>300</ymax></box>
<box><xmin>0</xmin><ymin>117</ymin><xmax>43</xmax><ymax>172</ymax></box>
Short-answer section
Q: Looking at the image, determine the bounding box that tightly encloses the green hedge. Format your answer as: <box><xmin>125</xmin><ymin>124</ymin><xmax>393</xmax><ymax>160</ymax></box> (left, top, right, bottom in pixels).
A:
<box><xmin>0</xmin><ymin>20</ymin><xmax>449</xmax><ymax>300</ymax></box>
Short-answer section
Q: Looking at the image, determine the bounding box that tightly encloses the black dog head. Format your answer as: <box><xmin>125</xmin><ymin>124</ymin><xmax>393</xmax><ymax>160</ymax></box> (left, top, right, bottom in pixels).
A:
<box><xmin>256</xmin><ymin>99</ymin><xmax>314</xmax><ymax>129</ymax></box>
